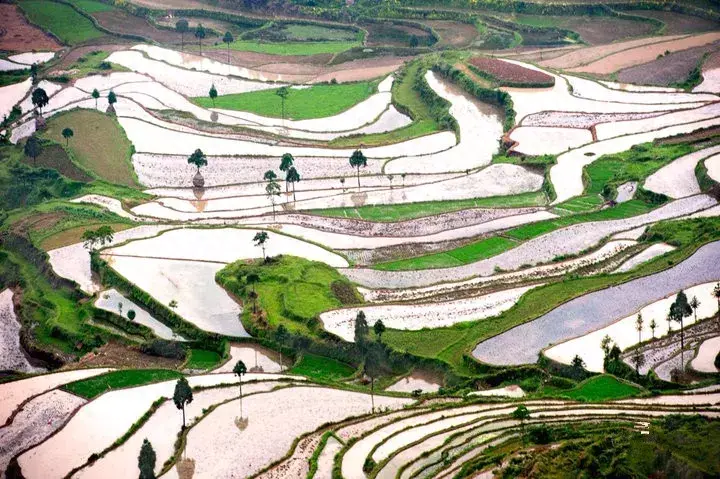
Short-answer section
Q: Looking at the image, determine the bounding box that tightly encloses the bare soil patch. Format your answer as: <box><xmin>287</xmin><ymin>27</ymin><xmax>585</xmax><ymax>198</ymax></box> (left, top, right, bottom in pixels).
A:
<box><xmin>629</xmin><ymin>10</ymin><xmax>720</xmax><ymax>34</ymax></box>
<box><xmin>364</xmin><ymin>21</ymin><xmax>432</xmax><ymax>47</ymax></box>
<box><xmin>93</xmin><ymin>10</ymin><xmax>180</xmax><ymax>44</ymax></box>
<box><xmin>424</xmin><ymin>20</ymin><xmax>478</xmax><ymax>47</ymax></box>
<box><xmin>70</xmin><ymin>342</ymin><xmax>183</xmax><ymax>370</ymax></box>
<box><xmin>703</xmin><ymin>50</ymin><xmax>720</xmax><ymax>71</ymax></box>
<box><xmin>311</xmin><ymin>56</ymin><xmax>411</xmax><ymax>83</ymax></box>
<box><xmin>569</xmin><ymin>31</ymin><xmax>720</xmax><ymax>74</ymax></box>
<box><xmin>0</xmin><ymin>4</ymin><xmax>61</xmax><ymax>52</ymax></box>
<box><xmin>616</xmin><ymin>41</ymin><xmax>720</xmax><ymax>86</ymax></box>
<box><xmin>202</xmin><ymin>49</ymin><xmax>332</xmax><ymax>68</ymax></box>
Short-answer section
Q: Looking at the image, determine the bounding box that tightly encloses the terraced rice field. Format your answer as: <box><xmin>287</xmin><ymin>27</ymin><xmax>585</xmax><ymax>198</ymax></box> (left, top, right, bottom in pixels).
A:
<box><xmin>3</xmin><ymin>8</ymin><xmax>720</xmax><ymax>477</ymax></box>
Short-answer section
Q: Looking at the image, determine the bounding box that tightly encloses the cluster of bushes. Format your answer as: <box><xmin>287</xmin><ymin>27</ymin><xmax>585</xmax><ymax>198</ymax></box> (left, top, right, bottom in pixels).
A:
<box><xmin>433</xmin><ymin>62</ymin><xmax>515</xmax><ymax>131</ymax></box>
<box><xmin>414</xmin><ymin>65</ymin><xmax>458</xmax><ymax>133</ymax></box>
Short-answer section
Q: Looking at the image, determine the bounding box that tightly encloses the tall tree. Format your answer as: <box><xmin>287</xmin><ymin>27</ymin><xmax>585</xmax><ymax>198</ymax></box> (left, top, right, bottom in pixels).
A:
<box><xmin>31</xmin><ymin>88</ymin><xmax>49</xmax><ymax>115</ymax></box>
<box><xmin>690</xmin><ymin>295</ymin><xmax>700</xmax><ymax>323</ymax></box>
<box><xmin>511</xmin><ymin>405</ymin><xmax>531</xmax><ymax>445</ymax></box>
<box><xmin>223</xmin><ymin>31</ymin><xmax>234</xmax><ymax>63</ymax></box>
<box><xmin>354</xmin><ymin>311</ymin><xmax>369</xmax><ymax>344</ymax></box>
<box><xmin>571</xmin><ymin>354</ymin><xmax>585</xmax><ymax>371</ymax></box>
<box><xmin>173</xmin><ymin>377</ymin><xmax>193</xmax><ymax>429</ymax></box>
<box><xmin>176</xmin><ymin>19</ymin><xmax>189</xmax><ymax>51</ymax></box>
<box><xmin>30</xmin><ymin>63</ymin><xmax>38</xmax><ymax>83</ymax></box>
<box><xmin>233</xmin><ymin>360</ymin><xmax>247</xmax><ymax>417</ymax></box>
<box><xmin>91</xmin><ymin>88</ymin><xmax>100</xmax><ymax>109</ymax></box>
<box><xmin>670</xmin><ymin>291</ymin><xmax>693</xmax><ymax>372</ymax></box>
<box><xmin>286</xmin><ymin>166</ymin><xmax>300</xmax><ymax>202</ymax></box>
<box><xmin>265</xmin><ymin>179</ymin><xmax>281</xmax><ymax>221</ymax></box>
<box><xmin>635</xmin><ymin>313</ymin><xmax>643</xmax><ymax>346</ymax></box>
<box><xmin>209</xmin><ymin>83</ymin><xmax>218</xmax><ymax>107</ymax></box>
<box><xmin>62</xmin><ymin>127</ymin><xmax>74</xmax><ymax>146</ymax></box>
<box><xmin>275</xmin><ymin>86</ymin><xmax>289</xmax><ymax>122</ymax></box>
<box><xmin>253</xmin><ymin>231</ymin><xmax>269</xmax><ymax>260</ymax></box>
<box><xmin>187</xmin><ymin>148</ymin><xmax>207</xmax><ymax>172</ymax></box>
<box><xmin>649</xmin><ymin>318</ymin><xmax>657</xmax><ymax>339</ymax></box>
<box><xmin>714</xmin><ymin>283</ymin><xmax>720</xmax><ymax>314</ymax></box>
<box><xmin>373</xmin><ymin>319</ymin><xmax>386</xmax><ymax>342</ymax></box>
<box><xmin>195</xmin><ymin>24</ymin><xmax>206</xmax><ymax>54</ymax></box>
<box><xmin>349</xmin><ymin>150</ymin><xmax>367</xmax><ymax>188</ymax></box>
<box><xmin>246</xmin><ymin>272</ymin><xmax>259</xmax><ymax>313</ymax></box>
<box><xmin>279</xmin><ymin>153</ymin><xmax>294</xmax><ymax>192</ymax></box>
<box><xmin>23</xmin><ymin>136</ymin><xmax>42</xmax><ymax>166</ymax></box>
<box><xmin>363</xmin><ymin>345</ymin><xmax>383</xmax><ymax>414</ymax></box>
<box><xmin>138</xmin><ymin>438</ymin><xmax>156</xmax><ymax>479</ymax></box>
<box><xmin>107</xmin><ymin>91</ymin><xmax>117</xmax><ymax>106</ymax></box>
<box><xmin>600</xmin><ymin>334</ymin><xmax>612</xmax><ymax>359</ymax></box>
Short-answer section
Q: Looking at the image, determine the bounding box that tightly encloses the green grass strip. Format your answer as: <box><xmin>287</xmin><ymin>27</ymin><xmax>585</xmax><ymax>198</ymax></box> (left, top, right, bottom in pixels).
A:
<box><xmin>374</xmin><ymin>236</ymin><xmax>517</xmax><ymax>271</ymax></box>
<box><xmin>18</xmin><ymin>0</ymin><xmax>104</xmax><ymax>44</ymax></box>
<box><xmin>308</xmin><ymin>191</ymin><xmax>547</xmax><ymax>222</ymax></box>
<box><xmin>194</xmin><ymin>81</ymin><xmax>377</xmax><ymax>120</ymax></box>
<box><xmin>214</xmin><ymin>40</ymin><xmax>358</xmax><ymax>55</ymax></box>
<box><xmin>63</xmin><ymin>369</ymin><xmax>182</xmax><ymax>399</ymax></box>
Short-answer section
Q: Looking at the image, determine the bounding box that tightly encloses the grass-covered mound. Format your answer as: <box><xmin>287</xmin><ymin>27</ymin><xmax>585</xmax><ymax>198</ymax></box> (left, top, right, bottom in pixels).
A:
<box><xmin>194</xmin><ymin>80</ymin><xmax>378</xmax><ymax>120</ymax></box>
<box><xmin>41</xmin><ymin>110</ymin><xmax>138</xmax><ymax>187</ymax></box>
<box><xmin>216</xmin><ymin>255</ymin><xmax>362</xmax><ymax>336</ymax></box>
<box><xmin>289</xmin><ymin>353</ymin><xmax>355</xmax><ymax>381</ymax></box>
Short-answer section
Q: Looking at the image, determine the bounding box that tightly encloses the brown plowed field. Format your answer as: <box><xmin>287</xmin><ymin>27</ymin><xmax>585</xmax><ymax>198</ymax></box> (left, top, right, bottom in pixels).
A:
<box><xmin>424</xmin><ymin>20</ymin><xmax>479</xmax><ymax>47</ymax></box>
<box><xmin>539</xmin><ymin>35</ymin><xmax>686</xmax><ymax>69</ymax></box>
<box><xmin>469</xmin><ymin>56</ymin><xmax>554</xmax><ymax>84</ymax></box>
<box><xmin>93</xmin><ymin>10</ymin><xmax>181</xmax><ymax>44</ymax></box>
<box><xmin>629</xmin><ymin>10</ymin><xmax>720</xmax><ymax>35</ymax></box>
<box><xmin>0</xmin><ymin>4</ymin><xmax>61</xmax><ymax>52</ymax></box>
<box><xmin>569</xmin><ymin>31</ymin><xmax>720</xmax><ymax>75</ymax></box>
<box><xmin>616</xmin><ymin>41</ymin><xmax>720</xmax><ymax>86</ymax></box>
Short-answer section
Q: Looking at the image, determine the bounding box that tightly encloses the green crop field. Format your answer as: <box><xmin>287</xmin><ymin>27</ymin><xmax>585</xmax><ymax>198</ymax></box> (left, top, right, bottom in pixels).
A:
<box><xmin>290</xmin><ymin>353</ymin><xmax>355</xmax><ymax>381</ymax></box>
<box><xmin>561</xmin><ymin>375</ymin><xmax>644</xmax><ymax>401</ymax></box>
<box><xmin>194</xmin><ymin>81</ymin><xmax>377</xmax><ymax>120</ymax></box>
<box><xmin>18</xmin><ymin>0</ymin><xmax>105</xmax><ymax>44</ymax></box>
<box><xmin>63</xmin><ymin>369</ymin><xmax>182</xmax><ymax>399</ymax></box>
<box><xmin>216</xmin><ymin>40</ymin><xmax>358</xmax><ymax>56</ymax></box>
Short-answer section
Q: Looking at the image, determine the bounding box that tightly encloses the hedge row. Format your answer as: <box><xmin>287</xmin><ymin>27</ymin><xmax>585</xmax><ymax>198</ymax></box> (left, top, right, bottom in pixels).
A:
<box><xmin>414</xmin><ymin>64</ymin><xmax>458</xmax><ymax>134</ymax></box>
<box><xmin>432</xmin><ymin>62</ymin><xmax>515</xmax><ymax>131</ymax></box>
<box><xmin>91</xmin><ymin>306</ymin><xmax>154</xmax><ymax>341</ymax></box>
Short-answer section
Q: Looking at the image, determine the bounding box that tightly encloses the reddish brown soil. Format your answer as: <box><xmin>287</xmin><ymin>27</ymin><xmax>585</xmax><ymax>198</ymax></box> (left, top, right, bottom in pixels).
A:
<box><xmin>424</xmin><ymin>20</ymin><xmax>478</xmax><ymax>47</ymax></box>
<box><xmin>312</xmin><ymin>56</ymin><xmax>412</xmax><ymax>83</ymax></box>
<box><xmin>616</xmin><ymin>41</ymin><xmax>720</xmax><ymax>86</ymax></box>
<box><xmin>703</xmin><ymin>50</ymin><xmax>720</xmax><ymax>71</ymax></box>
<box><xmin>71</xmin><ymin>342</ymin><xmax>183</xmax><ymax>370</ymax></box>
<box><xmin>629</xmin><ymin>10</ymin><xmax>720</xmax><ymax>35</ymax></box>
<box><xmin>364</xmin><ymin>21</ymin><xmax>431</xmax><ymax>47</ymax></box>
<box><xmin>0</xmin><ymin>4</ymin><xmax>61</xmax><ymax>52</ymax></box>
<box><xmin>202</xmin><ymin>49</ymin><xmax>332</xmax><ymax>68</ymax></box>
<box><xmin>93</xmin><ymin>10</ymin><xmax>181</xmax><ymax>44</ymax></box>
<box><xmin>469</xmin><ymin>56</ymin><xmax>554</xmax><ymax>84</ymax></box>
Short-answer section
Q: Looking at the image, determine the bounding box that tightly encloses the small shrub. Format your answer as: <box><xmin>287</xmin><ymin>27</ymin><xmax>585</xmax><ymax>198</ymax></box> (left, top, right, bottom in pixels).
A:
<box><xmin>141</xmin><ymin>339</ymin><xmax>186</xmax><ymax>360</ymax></box>
<box><xmin>127</xmin><ymin>309</ymin><xmax>136</xmax><ymax>320</ymax></box>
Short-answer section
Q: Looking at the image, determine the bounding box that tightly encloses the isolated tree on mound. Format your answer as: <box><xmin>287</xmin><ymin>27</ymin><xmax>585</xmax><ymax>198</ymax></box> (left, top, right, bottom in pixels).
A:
<box><xmin>62</xmin><ymin>127</ymin><xmax>74</xmax><ymax>146</ymax></box>
<box><xmin>187</xmin><ymin>148</ymin><xmax>207</xmax><ymax>173</ymax></box>
<box><xmin>23</xmin><ymin>135</ymin><xmax>42</xmax><ymax>166</ymax></box>
<box><xmin>571</xmin><ymin>354</ymin><xmax>585</xmax><ymax>372</ymax></box>
<box><xmin>209</xmin><ymin>83</ymin><xmax>218</xmax><ymax>107</ymax></box>
<box><xmin>635</xmin><ymin>313</ymin><xmax>643</xmax><ymax>346</ymax></box>
<box><xmin>30</xmin><ymin>63</ymin><xmax>38</xmax><ymax>83</ymax></box>
<box><xmin>253</xmin><ymin>231</ymin><xmax>269</xmax><ymax>260</ymax></box>
<box><xmin>364</xmin><ymin>344</ymin><xmax>384</xmax><ymax>414</ymax></box>
<box><xmin>246</xmin><ymin>272</ymin><xmax>259</xmax><ymax>313</ymax></box>
<box><xmin>512</xmin><ymin>405</ymin><xmax>531</xmax><ymax>445</ymax></box>
<box><xmin>138</xmin><ymin>438</ymin><xmax>156</xmax><ymax>479</ymax></box>
<box><xmin>176</xmin><ymin>19</ymin><xmax>189</xmax><ymax>51</ymax></box>
<box><xmin>223</xmin><ymin>31</ymin><xmax>234</xmax><ymax>63</ymax></box>
<box><xmin>670</xmin><ymin>291</ymin><xmax>693</xmax><ymax>371</ymax></box>
<box><xmin>275</xmin><ymin>86</ymin><xmax>289</xmax><ymax>122</ymax></box>
<box><xmin>286</xmin><ymin>166</ymin><xmax>301</xmax><ymax>202</ymax></box>
<box><xmin>91</xmin><ymin>88</ymin><xmax>100</xmax><ymax>109</ymax></box>
<box><xmin>373</xmin><ymin>319</ymin><xmax>386</xmax><ymax>342</ymax></box>
<box><xmin>349</xmin><ymin>150</ymin><xmax>367</xmax><ymax>188</ymax></box>
<box><xmin>195</xmin><ymin>24</ymin><xmax>206</xmax><ymax>54</ymax></box>
<box><xmin>354</xmin><ymin>311</ymin><xmax>369</xmax><ymax>345</ymax></box>
<box><xmin>279</xmin><ymin>153</ymin><xmax>294</xmax><ymax>192</ymax></box>
<box><xmin>265</xmin><ymin>179</ymin><xmax>281</xmax><ymax>221</ymax></box>
<box><xmin>263</xmin><ymin>169</ymin><xmax>277</xmax><ymax>182</ymax></box>
<box><xmin>632</xmin><ymin>350</ymin><xmax>646</xmax><ymax>376</ymax></box>
<box><xmin>173</xmin><ymin>377</ymin><xmax>193</xmax><ymax>429</ymax></box>
<box><xmin>649</xmin><ymin>318</ymin><xmax>657</xmax><ymax>339</ymax></box>
<box><xmin>31</xmin><ymin>87</ymin><xmax>49</xmax><ymax>115</ymax></box>
<box><xmin>82</xmin><ymin>225</ymin><xmax>114</xmax><ymax>250</ymax></box>
<box><xmin>107</xmin><ymin>91</ymin><xmax>117</xmax><ymax>114</ymax></box>
<box><xmin>233</xmin><ymin>360</ymin><xmax>247</xmax><ymax>417</ymax></box>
